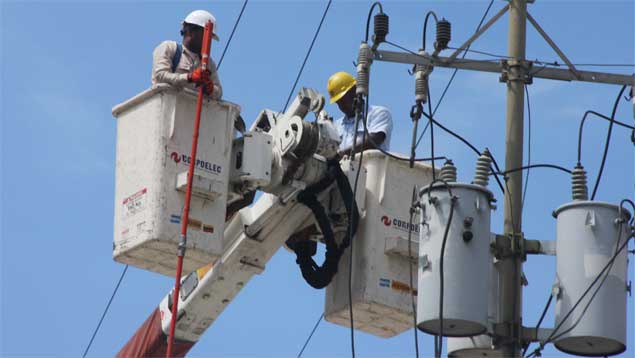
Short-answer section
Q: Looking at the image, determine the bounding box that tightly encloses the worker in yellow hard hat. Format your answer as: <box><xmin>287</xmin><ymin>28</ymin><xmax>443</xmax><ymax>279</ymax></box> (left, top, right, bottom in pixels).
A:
<box><xmin>151</xmin><ymin>10</ymin><xmax>222</xmax><ymax>100</ymax></box>
<box><xmin>327</xmin><ymin>71</ymin><xmax>393</xmax><ymax>157</ymax></box>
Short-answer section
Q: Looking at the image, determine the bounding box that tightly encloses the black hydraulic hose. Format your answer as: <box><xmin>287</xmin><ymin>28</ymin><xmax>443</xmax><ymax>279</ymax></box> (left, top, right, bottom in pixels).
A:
<box><xmin>292</xmin><ymin>162</ymin><xmax>360</xmax><ymax>289</ymax></box>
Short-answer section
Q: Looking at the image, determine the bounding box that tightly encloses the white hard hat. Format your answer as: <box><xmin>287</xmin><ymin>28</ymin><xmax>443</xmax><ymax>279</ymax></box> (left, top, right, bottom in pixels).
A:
<box><xmin>183</xmin><ymin>10</ymin><xmax>219</xmax><ymax>41</ymax></box>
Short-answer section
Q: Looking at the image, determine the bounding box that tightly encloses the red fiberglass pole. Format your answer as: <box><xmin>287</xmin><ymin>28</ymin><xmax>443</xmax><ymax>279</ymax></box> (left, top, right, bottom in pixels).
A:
<box><xmin>166</xmin><ymin>20</ymin><xmax>214</xmax><ymax>358</ymax></box>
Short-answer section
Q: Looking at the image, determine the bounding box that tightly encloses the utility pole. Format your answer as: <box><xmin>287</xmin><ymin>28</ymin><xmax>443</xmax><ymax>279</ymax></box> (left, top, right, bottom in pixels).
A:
<box><xmin>500</xmin><ymin>0</ymin><xmax>527</xmax><ymax>356</ymax></box>
<box><xmin>366</xmin><ymin>1</ymin><xmax>632</xmax><ymax>356</ymax></box>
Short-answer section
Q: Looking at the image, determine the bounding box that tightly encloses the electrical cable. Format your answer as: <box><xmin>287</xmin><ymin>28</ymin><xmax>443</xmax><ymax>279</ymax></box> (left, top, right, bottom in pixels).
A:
<box><xmin>446</xmin><ymin>46</ymin><xmax>509</xmax><ymax>59</ymax></box>
<box><xmin>577</xmin><ymin>109</ymin><xmax>635</xmax><ymax>164</ymax></box>
<box><xmin>590</xmin><ymin>85</ymin><xmax>627</xmax><ymax>200</ymax></box>
<box><xmin>406</xmin><ymin>186</ymin><xmax>420</xmax><ymax>358</ymax></box>
<box><xmin>522</xmin><ymin>85</ymin><xmax>531</xmax><ymax>209</ymax></box>
<box><xmin>420</xmin><ymin>112</ymin><xmax>506</xmax><ymax>194</ymax></box>
<box><xmin>432</xmin><ymin>0</ymin><xmax>494</xmax><ymax>118</ymax></box>
<box><xmin>414</xmin><ymin>0</ymin><xmax>495</xmax><ymax>147</ymax></box>
<box><xmin>529</xmin><ymin>222</ymin><xmax>633</xmax><ymax>358</ymax></box>
<box><xmin>423</xmin><ymin>180</ymin><xmax>456</xmax><ymax>358</ymax></box>
<box><xmin>282</xmin><ymin>0</ymin><xmax>333</xmax><ymax>113</ymax></box>
<box><xmin>360</xmin><ymin>117</ymin><xmax>446</xmax><ymax>163</ymax></box>
<box><xmin>521</xmin><ymin>294</ymin><xmax>553</xmax><ymax>357</ymax></box>
<box><xmin>364</xmin><ymin>2</ymin><xmax>384</xmax><ymax>43</ymax></box>
<box><xmin>82</xmin><ymin>265</ymin><xmax>128</xmax><ymax>358</ymax></box>
<box><xmin>427</xmin><ymin>85</ymin><xmax>436</xmax><ymax>180</ymax></box>
<box><xmin>297</xmin><ymin>313</ymin><xmax>324</xmax><ymax>358</ymax></box>
<box><xmin>492</xmin><ymin>164</ymin><xmax>572</xmax><ymax>176</ymax></box>
<box><xmin>384</xmin><ymin>41</ymin><xmax>501</xmax><ymax>64</ymax></box>
<box><xmin>422</xmin><ymin>11</ymin><xmax>439</xmax><ymax>52</ymax></box>
<box><xmin>345</xmin><ymin>96</ymin><xmax>367</xmax><ymax>358</ymax></box>
<box><xmin>216</xmin><ymin>0</ymin><xmax>249</xmax><ymax>70</ymax></box>
<box><xmin>621</xmin><ymin>199</ymin><xmax>635</xmax><ymax>225</ymax></box>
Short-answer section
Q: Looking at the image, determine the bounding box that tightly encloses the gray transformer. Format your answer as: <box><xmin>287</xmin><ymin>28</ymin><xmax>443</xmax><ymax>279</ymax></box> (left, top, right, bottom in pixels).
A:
<box><xmin>553</xmin><ymin>201</ymin><xmax>631</xmax><ymax>356</ymax></box>
<box><xmin>417</xmin><ymin>183</ymin><xmax>496</xmax><ymax>336</ymax></box>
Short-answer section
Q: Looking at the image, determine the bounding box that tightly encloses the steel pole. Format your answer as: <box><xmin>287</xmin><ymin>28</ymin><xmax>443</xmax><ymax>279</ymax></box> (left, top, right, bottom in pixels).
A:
<box><xmin>500</xmin><ymin>0</ymin><xmax>527</xmax><ymax>357</ymax></box>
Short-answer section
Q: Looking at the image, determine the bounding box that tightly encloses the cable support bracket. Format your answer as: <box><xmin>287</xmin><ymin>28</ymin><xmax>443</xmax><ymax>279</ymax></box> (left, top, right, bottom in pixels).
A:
<box><xmin>490</xmin><ymin>233</ymin><xmax>526</xmax><ymax>259</ymax></box>
<box><xmin>500</xmin><ymin>59</ymin><xmax>533</xmax><ymax>84</ymax></box>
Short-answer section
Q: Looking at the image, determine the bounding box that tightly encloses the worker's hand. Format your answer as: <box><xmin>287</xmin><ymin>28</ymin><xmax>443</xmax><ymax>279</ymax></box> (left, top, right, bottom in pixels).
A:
<box><xmin>203</xmin><ymin>81</ymin><xmax>215</xmax><ymax>97</ymax></box>
<box><xmin>187</xmin><ymin>68</ymin><xmax>211</xmax><ymax>84</ymax></box>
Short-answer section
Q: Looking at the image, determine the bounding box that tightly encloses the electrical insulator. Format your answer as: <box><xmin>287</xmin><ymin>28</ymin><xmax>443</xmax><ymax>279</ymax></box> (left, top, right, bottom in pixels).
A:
<box><xmin>553</xmin><ymin>200</ymin><xmax>631</xmax><ymax>356</ymax></box>
<box><xmin>356</xmin><ymin>42</ymin><xmax>372</xmax><ymax>97</ymax></box>
<box><xmin>373</xmin><ymin>12</ymin><xmax>389</xmax><ymax>45</ymax></box>
<box><xmin>571</xmin><ymin>163</ymin><xmax>588</xmax><ymax>201</ymax></box>
<box><xmin>434</xmin><ymin>18</ymin><xmax>451</xmax><ymax>52</ymax></box>
<box><xmin>472</xmin><ymin>149</ymin><xmax>492</xmax><ymax>188</ymax></box>
<box><xmin>439</xmin><ymin>159</ymin><xmax>457</xmax><ymax>183</ymax></box>
<box><xmin>414</xmin><ymin>50</ymin><xmax>429</xmax><ymax>104</ymax></box>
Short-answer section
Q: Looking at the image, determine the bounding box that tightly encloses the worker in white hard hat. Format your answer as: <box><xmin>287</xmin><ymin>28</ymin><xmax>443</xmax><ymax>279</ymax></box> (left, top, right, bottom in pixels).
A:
<box><xmin>327</xmin><ymin>71</ymin><xmax>392</xmax><ymax>157</ymax></box>
<box><xmin>152</xmin><ymin>10</ymin><xmax>222</xmax><ymax>100</ymax></box>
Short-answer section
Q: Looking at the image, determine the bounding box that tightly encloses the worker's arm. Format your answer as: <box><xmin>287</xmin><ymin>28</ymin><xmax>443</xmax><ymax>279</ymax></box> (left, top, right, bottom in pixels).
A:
<box><xmin>338</xmin><ymin>106</ymin><xmax>392</xmax><ymax>157</ymax></box>
<box><xmin>152</xmin><ymin>41</ymin><xmax>189</xmax><ymax>86</ymax></box>
<box><xmin>338</xmin><ymin>131</ymin><xmax>386</xmax><ymax>157</ymax></box>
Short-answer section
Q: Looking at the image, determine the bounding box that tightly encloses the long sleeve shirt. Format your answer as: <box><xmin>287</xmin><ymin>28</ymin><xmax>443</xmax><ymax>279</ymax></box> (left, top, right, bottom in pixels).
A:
<box><xmin>151</xmin><ymin>40</ymin><xmax>222</xmax><ymax>100</ymax></box>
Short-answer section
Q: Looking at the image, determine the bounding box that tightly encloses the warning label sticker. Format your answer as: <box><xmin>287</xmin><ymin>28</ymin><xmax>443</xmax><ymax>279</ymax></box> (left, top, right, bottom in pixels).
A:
<box><xmin>379</xmin><ymin>277</ymin><xmax>417</xmax><ymax>296</ymax></box>
<box><xmin>122</xmin><ymin>188</ymin><xmax>147</xmax><ymax>218</ymax></box>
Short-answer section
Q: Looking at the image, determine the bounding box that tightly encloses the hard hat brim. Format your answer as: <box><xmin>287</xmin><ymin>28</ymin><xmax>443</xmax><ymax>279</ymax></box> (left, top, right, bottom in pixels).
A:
<box><xmin>182</xmin><ymin>21</ymin><xmax>220</xmax><ymax>41</ymax></box>
<box><xmin>329</xmin><ymin>82</ymin><xmax>355</xmax><ymax>104</ymax></box>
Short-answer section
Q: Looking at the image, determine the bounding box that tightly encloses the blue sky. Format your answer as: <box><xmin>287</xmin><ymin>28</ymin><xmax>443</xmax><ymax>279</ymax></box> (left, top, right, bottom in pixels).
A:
<box><xmin>1</xmin><ymin>0</ymin><xmax>633</xmax><ymax>357</ymax></box>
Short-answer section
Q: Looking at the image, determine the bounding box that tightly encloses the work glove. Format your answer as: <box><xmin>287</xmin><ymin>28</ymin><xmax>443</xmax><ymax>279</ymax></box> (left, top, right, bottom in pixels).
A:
<box><xmin>187</xmin><ymin>68</ymin><xmax>211</xmax><ymax>85</ymax></box>
<box><xmin>203</xmin><ymin>80</ymin><xmax>215</xmax><ymax>97</ymax></box>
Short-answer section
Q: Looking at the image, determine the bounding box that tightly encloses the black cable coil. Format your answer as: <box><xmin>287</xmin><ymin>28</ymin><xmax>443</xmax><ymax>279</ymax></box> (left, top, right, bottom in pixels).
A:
<box><xmin>289</xmin><ymin>160</ymin><xmax>360</xmax><ymax>289</ymax></box>
<box><xmin>373</xmin><ymin>12</ymin><xmax>389</xmax><ymax>44</ymax></box>
<box><xmin>435</xmin><ymin>18</ymin><xmax>451</xmax><ymax>51</ymax></box>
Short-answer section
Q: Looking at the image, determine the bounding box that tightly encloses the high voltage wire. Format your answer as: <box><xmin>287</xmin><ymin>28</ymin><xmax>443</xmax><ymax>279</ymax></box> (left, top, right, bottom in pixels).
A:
<box><xmin>297</xmin><ymin>314</ymin><xmax>324</xmax><ymax>357</ymax></box>
<box><xmin>415</xmin><ymin>0</ymin><xmax>495</xmax><ymax>149</ymax></box>
<box><xmin>217</xmin><ymin>0</ymin><xmax>249</xmax><ymax>70</ymax></box>
<box><xmin>282</xmin><ymin>0</ymin><xmax>333</xmax><ymax>113</ymax></box>
<box><xmin>278</xmin><ymin>0</ymin><xmax>333</xmax><ymax>355</ymax></box>
<box><xmin>522</xmin><ymin>84</ymin><xmax>531</xmax><ymax>209</ymax></box>
<box><xmin>82</xmin><ymin>265</ymin><xmax>128</xmax><ymax>358</ymax></box>
<box><xmin>81</xmin><ymin>3</ymin><xmax>252</xmax><ymax>355</ymax></box>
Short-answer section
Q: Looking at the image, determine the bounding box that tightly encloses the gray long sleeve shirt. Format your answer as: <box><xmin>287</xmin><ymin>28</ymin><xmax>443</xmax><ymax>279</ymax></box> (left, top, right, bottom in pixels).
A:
<box><xmin>151</xmin><ymin>40</ymin><xmax>222</xmax><ymax>100</ymax></box>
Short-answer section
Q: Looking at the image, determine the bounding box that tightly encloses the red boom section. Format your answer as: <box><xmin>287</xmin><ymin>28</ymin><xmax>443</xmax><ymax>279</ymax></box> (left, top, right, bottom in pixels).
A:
<box><xmin>117</xmin><ymin>308</ymin><xmax>194</xmax><ymax>358</ymax></box>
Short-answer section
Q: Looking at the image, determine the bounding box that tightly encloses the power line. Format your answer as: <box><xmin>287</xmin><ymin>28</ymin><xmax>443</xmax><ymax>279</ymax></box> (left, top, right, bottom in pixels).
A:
<box><xmin>283</xmin><ymin>1</ymin><xmax>333</xmax><ymax>355</ymax></box>
<box><xmin>414</xmin><ymin>0</ymin><xmax>495</xmax><ymax>149</ymax></box>
<box><xmin>590</xmin><ymin>85</ymin><xmax>627</xmax><ymax>200</ymax></box>
<box><xmin>297</xmin><ymin>313</ymin><xmax>323</xmax><ymax>357</ymax></box>
<box><xmin>82</xmin><ymin>265</ymin><xmax>129</xmax><ymax>358</ymax></box>
<box><xmin>522</xmin><ymin>85</ymin><xmax>531</xmax><ymax>209</ymax></box>
<box><xmin>282</xmin><ymin>0</ymin><xmax>333</xmax><ymax>112</ymax></box>
<box><xmin>217</xmin><ymin>0</ymin><xmax>249</xmax><ymax>70</ymax></box>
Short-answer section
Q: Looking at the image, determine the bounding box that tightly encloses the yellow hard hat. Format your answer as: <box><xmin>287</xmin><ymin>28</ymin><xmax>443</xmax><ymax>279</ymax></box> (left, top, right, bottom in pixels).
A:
<box><xmin>327</xmin><ymin>71</ymin><xmax>356</xmax><ymax>104</ymax></box>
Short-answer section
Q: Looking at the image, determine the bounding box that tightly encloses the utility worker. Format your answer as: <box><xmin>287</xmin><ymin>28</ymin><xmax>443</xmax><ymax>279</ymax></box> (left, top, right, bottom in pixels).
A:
<box><xmin>327</xmin><ymin>71</ymin><xmax>392</xmax><ymax>157</ymax></box>
<box><xmin>152</xmin><ymin>10</ymin><xmax>222</xmax><ymax>100</ymax></box>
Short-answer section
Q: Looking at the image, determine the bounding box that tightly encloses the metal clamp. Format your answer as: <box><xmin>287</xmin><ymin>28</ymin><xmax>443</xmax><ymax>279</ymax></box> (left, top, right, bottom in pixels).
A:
<box><xmin>500</xmin><ymin>59</ymin><xmax>533</xmax><ymax>84</ymax></box>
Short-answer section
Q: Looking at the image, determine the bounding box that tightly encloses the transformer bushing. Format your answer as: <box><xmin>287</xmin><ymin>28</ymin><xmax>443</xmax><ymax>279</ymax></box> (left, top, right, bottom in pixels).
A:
<box><xmin>417</xmin><ymin>182</ymin><xmax>495</xmax><ymax>336</ymax></box>
<box><xmin>553</xmin><ymin>201</ymin><xmax>631</xmax><ymax>356</ymax></box>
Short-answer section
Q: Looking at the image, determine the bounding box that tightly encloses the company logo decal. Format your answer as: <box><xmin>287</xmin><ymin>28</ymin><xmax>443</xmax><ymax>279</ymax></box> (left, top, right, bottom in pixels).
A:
<box><xmin>169</xmin><ymin>151</ymin><xmax>222</xmax><ymax>175</ymax></box>
<box><xmin>171</xmin><ymin>152</ymin><xmax>181</xmax><ymax>163</ymax></box>
<box><xmin>381</xmin><ymin>215</ymin><xmax>392</xmax><ymax>226</ymax></box>
<box><xmin>380</xmin><ymin>215</ymin><xmax>419</xmax><ymax>233</ymax></box>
